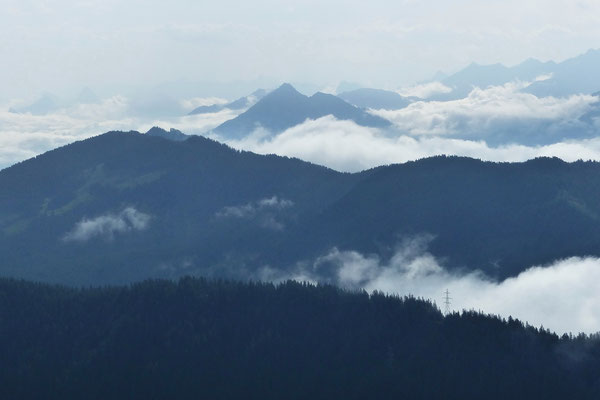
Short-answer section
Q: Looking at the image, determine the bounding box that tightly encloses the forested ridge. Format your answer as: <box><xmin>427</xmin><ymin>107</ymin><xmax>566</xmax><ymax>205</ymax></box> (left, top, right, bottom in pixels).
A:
<box><xmin>4</xmin><ymin>131</ymin><xmax>600</xmax><ymax>285</ymax></box>
<box><xmin>1</xmin><ymin>277</ymin><xmax>599</xmax><ymax>399</ymax></box>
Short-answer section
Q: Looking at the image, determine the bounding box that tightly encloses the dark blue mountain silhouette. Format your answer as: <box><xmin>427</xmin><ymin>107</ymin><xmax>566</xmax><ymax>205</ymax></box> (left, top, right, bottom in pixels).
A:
<box><xmin>213</xmin><ymin>83</ymin><xmax>391</xmax><ymax>139</ymax></box>
<box><xmin>3</xmin><ymin>277</ymin><xmax>600</xmax><ymax>399</ymax></box>
<box><xmin>3</xmin><ymin>131</ymin><xmax>600</xmax><ymax>285</ymax></box>
<box><xmin>9</xmin><ymin>93</ymin><xmax>61</xmax><ymax>115</ymax></box>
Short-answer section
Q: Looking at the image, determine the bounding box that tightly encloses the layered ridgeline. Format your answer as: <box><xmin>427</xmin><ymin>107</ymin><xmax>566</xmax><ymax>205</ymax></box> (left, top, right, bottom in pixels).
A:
<box><xmin>212</xmin><ymin>83</ymin><xmax>391</xmax><ymax>139</ymax></box>
<box><xmin>2</xmin><ymin>277</ymin><xmax>600</xmax><ymax>399</ymax></box>
<box><xmin>3</xmin><ymin>130</ymin><xmax>600</xmax><ymax>285</ymax></box>
<box><xmin>431</xmin><ymin>48</ymin><xmax>600</xmax><ymax>100</ymax></box>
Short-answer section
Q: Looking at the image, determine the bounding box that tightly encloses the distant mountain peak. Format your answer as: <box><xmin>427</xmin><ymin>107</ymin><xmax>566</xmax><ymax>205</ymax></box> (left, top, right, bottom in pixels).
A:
<box><xmin>269</xmin><ymin>83</ymin><xmax>303</xmax><ymax>97</ymax></box>
<box><xmin>9</xmin><ymin>92</ymin><xmax>61</xmax><ymax>115</ymax></box>
<box><xmin>436</xmin><ymin>48</ymin><xmax>600</xmax><ymax>100</ymax></box>
<box><xmin>145</xmin><ymin>126</ymin><xmax>188</xmax><ymax>141</ymax></box>
<box><xmin>213</xmin><ymin>84</ymin><xmax>391</xmax><ymax>138</ymax></box>
<box><xmin>278</xmin><ymin>82</ymin><xmax>296</xmax><ymax>90</ymax></box>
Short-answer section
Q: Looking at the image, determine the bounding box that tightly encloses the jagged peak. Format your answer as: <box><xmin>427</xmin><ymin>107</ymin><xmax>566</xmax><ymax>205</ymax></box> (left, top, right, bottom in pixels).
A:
<box><xmin>270</xmin><ymin>83</ymin><xmax>302</xmax><ymax>96</ymax></box>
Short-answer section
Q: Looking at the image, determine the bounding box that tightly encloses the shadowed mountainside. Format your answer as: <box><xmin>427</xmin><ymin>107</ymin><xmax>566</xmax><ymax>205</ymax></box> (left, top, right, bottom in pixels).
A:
<box><xmin>2</xmin><ymin>277</ymin><xmax>600</xmax><ymax>399</ymax></box>
<box><xmin>3</xmin><ymin>131</ymin><xmax>600</xmax><ymax>284</ymax></box>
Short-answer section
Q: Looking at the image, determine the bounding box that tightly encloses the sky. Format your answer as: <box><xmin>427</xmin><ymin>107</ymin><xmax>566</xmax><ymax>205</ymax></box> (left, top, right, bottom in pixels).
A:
<box><xmin>3</xmin><ymin>0</ymin><xmax>600</xmax><ymax>99</ymax></box>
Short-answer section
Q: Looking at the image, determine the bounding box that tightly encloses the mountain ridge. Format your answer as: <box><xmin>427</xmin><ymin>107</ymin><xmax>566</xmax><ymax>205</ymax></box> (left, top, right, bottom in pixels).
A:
<box><xmin>212</xmin><ymin>83</ymin><xmax>391</xmax><ymax>139</ymax></box>
<box><xmin>4</xmin><ymin>277</ymin><xmax>600</xmax><ymax>399</ymax></box>
<box><xmin>3</xmin><ymin>131</ymin><xmax>600</xmax><ymax>285</ymax></box>
<box><xmin>433</xmin><ymin>48</ymin><xmax>600</xmax><ymax>99</ymax></box>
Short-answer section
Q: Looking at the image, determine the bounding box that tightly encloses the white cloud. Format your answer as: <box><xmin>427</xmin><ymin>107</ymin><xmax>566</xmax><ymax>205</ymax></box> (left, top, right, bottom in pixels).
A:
<box><xmin>63</xmin><ymin>207</ymin><xmax>151</xmax><ymax>242</ymax></box>
<box><xmin>216</xmin><ymin>196</ymin><xmax>294</xmax><ymax>231</ymax></box>
<box><xmin>257</xmin><ymin>196</ymin><xmax>294</xmax><ymax>208</ymax></box>
<box><xmin>371</xmin><ymin>81</ymin><xmax>598</xmax><ymax>138</ymax></box>
<box><xmin>397</xmin><ymin>81</ymin><xmax>453</xmax><ymax>99</ymax></box>
<box><xmin>0</xmin><ymin>98</ymin><xmax>242</xmax><ymax>170</ymax></box>
<box><xmin>220</xmin><ymin>115</ymin><xmax>600</xmax><ymax>173</ymax></box>
<box><xmin>535</xmin><ymin>73</ymin><xmax>554</xmax><ymax>82</ymax></box>
<box><xmin>261</xmin><ymin>237</ymin><xmax>600</xmax><ymax>335</ymax></box>
<box><xmin>3</xmin><ymin>82</ymin><xmax>600</xmax><ymax>175</ymax></box>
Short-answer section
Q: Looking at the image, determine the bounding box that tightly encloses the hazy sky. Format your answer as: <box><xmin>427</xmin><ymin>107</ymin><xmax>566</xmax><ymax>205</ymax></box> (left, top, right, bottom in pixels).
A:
<box><xmin>3</xmin><ymin>0</ymin><xmax>600</xmax><ymax>99</ymax></box>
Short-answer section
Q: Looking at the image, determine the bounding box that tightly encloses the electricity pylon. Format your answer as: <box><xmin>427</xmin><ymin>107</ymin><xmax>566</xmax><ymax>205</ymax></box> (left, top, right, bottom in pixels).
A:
<box><xmin>443</xmin><ymin>289</ymin><xmax>452</xmax><ymax>315</ymax></box>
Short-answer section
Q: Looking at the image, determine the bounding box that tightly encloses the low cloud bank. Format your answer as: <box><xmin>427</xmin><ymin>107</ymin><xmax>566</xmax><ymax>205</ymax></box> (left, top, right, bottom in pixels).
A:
<box><xmin>216</xmin><ymin>196</ymin><xmax>294</xmax><ymax>231</ymax></box>
<box><xmin>260</xmin><ymin>237</ymin><xmax>600</xmax><ymax>335</ymax></box>
<box><xmin>63</xmin><ymin>207</ymin><xmax>151</xmax><ymax>242</ymax></box>
<box><xmin>371</xmin><ymin>81</ymin><xmax>599</xmax><ymax>142</ymax></box>
<box><xmin>3</xmin><ymin>82</ymin><xmax>600</xmax><ymax>173</ymax></box>
<box><xmin>222</xmin><ymin>115</ymin><xmax>600</xmax><ymax>172</ymax></box>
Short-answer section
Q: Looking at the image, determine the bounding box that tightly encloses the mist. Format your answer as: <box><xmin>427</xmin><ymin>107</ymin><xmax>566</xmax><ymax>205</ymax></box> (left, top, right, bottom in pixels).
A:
<box><xmin>260</xmin><ymin>237</ymin><xmax>600</xmax><ymax>335</ymax></box>
<box><xmin>221</xmin><ymin>115</ymin><xmax>600</xmax><ymax>173</ymax></box>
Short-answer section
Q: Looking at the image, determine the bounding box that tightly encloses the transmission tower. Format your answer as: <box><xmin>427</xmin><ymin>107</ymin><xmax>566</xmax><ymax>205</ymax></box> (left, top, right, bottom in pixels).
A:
<box><xmin>443</xmin><ymin>289</ymin><xmax>452</xmax><ymax>315</ymax></box>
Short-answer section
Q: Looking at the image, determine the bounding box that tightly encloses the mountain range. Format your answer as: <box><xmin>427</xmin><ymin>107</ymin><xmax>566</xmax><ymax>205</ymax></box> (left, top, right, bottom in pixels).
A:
<box><xmin>212</xmin><ymin>83</ymin><xmax>391</xmax><ymax>139</ymax></box>
<box><xmin>3</xmin><ymin>130</ymin><xmax>600</xmax><ymax>285</ymax></box>
<box><xmin>434</xmin><ymin>48</ymin><xmax>600</xmax><ymax>100</ymax></box>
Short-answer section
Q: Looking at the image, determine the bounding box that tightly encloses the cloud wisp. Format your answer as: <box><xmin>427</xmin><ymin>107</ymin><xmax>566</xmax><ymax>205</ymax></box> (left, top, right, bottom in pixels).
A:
<box><xmin>396</xmin><ymin>81</ymin><xmax>453</xmax><ymax>99</ymax></box>
<box><xmin>63</xmin><ymin>207</ymin><xmax>151</xmax><ymax>242</ymax></box>
<box><xmin>216</xmin><ymin>196</ymin><xmax>294</xmax><ymax>231</ymax></box>
<box><xmin>260</xmin><ymin>237</ymin><xmax>600</xmax><ymax>335</ymax></box>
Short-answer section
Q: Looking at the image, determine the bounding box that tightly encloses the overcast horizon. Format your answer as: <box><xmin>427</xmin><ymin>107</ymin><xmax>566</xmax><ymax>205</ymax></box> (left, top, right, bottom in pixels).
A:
<box><xmin>3</xmin><ymin>0</ymin><xmax>600</xmax><ymax>100</ymax></box>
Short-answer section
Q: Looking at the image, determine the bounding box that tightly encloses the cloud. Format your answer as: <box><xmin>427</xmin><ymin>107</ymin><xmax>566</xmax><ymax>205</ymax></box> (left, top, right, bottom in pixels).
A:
<box><xmin>3</xmin><ymin>81</ymin><xmax>600</xmax><ymax>175</ymax></box>
<box><xmin>370</xmin><ymin>81</ymin><xmax>599</xmax><ymax>142</ymax></box>
<box><xmin>63</xmin><ymin>207</ymin><xmax>151</xmax><ymax>242</ymax></box>
<box><xmin>0</xmin><ymin>98</ymin><xmax>242</xmax><ymax>170</ymax></box>
<box><xmin>179</xmin><ymin>97</ymin><xmax>229</xmax><ymax>112</ymax></box>
<box><xmin>216</xmin><ymin>196</ymin><xmax>294</xmax><ymax>230</ymax></box>
<box><xmin>534</xmin><ymin>73</ymin><xmax>554</xmax><ymax>82</ymax></box>
<box><xmin>260</xmin><ymin>237</ymin><xmax>600</xmax><ymax>335</ymax></box>
<box><xmin>397</xmin><ymin>81</ymin><xmax>453</xmax><ymax>99</ymax></box>
<box><xmin>219</xmin><ymin>115</ymin><xmax>600</xmax><ymax>173</ymax></box>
